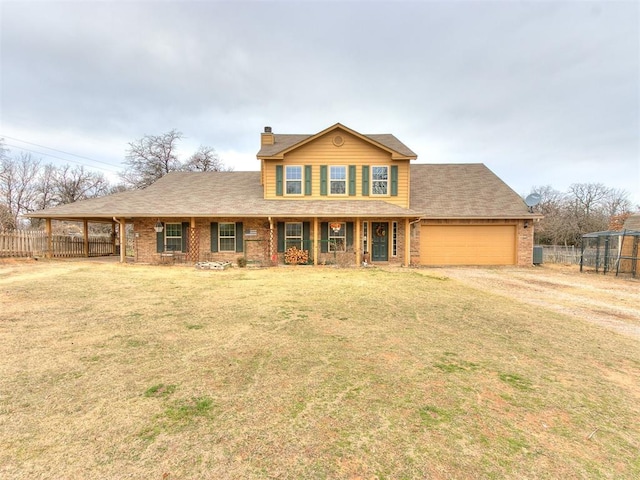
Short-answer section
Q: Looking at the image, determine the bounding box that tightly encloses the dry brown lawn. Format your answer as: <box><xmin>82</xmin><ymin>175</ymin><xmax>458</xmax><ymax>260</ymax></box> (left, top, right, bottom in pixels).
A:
<box><xmin>0</xmin><ymin>259</ymin><xmax>639</xmax><ymax>479</ymax></box>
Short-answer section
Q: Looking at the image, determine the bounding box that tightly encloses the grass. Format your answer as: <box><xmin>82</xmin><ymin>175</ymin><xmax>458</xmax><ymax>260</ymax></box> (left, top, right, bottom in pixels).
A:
<box><xmin>0</xmin><ymin>260</ymin><xmax>639</xmax><ymax>479</ymax></box>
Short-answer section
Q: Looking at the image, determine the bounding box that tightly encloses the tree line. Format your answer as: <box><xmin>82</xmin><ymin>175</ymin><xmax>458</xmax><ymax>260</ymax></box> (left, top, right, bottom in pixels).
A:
<box><xmin>0</xmin><ymin>130</ymin><xmax>228</xmax><ymax>230</ymax></box>
<box><xmin>527</xmin><ymin>184</ymin><xmax>635</xmax><ymax>246</ymax></box>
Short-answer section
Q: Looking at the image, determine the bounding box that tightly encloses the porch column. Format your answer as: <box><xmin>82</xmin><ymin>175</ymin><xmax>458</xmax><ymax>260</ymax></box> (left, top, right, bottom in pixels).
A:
<box><xmin>268</xmin><ymin>217</ymin><xmax>274</xmax><ymax>265</ymax></box>
<box><xmin>313</xmin><ymin>217</ymin><xmax>319</xmax><ymax>266</ymax></box>
<box><xmin>404</xmin><ymin>218</ymin><xmax>410</xmax><ymax>267</ymax></box>
<box><xmin>111</xmin><ymin>220</ymin><xmax>117</xmax><ymax>254</ymax></box>
<box><xmin>83</xmin><ymin>220</ymin><xmax>89</xmax><ymax>257</ymax></box>
<box><xmin>118</xmin><ymin>218</ymin><xmax>126</xmax><ymax>263</ymax></box>
<box><xmin>189</xmin><ymin>217</ymin><xmax>199</xmax><ymax>262</ymax></box>
<box><xmin>355</xmin><ymin>218</ymin><xmax>361</xmax><ymax>266</ymax></box>
<box><xmin>45</xmin><ymin>218</ymin><xmax>52</xmax><ymax>258</ymax></box>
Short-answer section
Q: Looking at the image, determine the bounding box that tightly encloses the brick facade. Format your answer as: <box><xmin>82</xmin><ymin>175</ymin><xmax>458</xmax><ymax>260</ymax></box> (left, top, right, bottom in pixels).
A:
<box><xmin>132</xmin><ymin>217</ymin><xmax>409</xmax><ymax>266</ymax></box>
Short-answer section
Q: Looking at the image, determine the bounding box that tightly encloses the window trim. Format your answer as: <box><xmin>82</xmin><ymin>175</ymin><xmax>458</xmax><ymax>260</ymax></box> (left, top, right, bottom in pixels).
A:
<box><xmin>164</xmin><ymin>222</ymin><xmax>183</xmax><ymax>251</ymax></box>
<box><xmin>363</xmin><ymin>221</ymin><xmax>369</xmax><ymax>254</ymax></box>
<box><xmin>392</xmin><ymin>221</ymin><xmax>398</xmax><ymax>257</ymax></box>
<box><xmin>329</xmin><ymin>165</ymin><xmax>347</xmax><ymax>196</ymax></box>
<box><xmin>285</xmin><ymin>165</ymin><xmax>303</xmax><ymax>196</ymax></box>
<box><xmin>371</xmin><ymin>165</ymin><xmax>389</xmax><ymax>196</ymax></box>
<box><xmin>285</xmin><ymin>222</ymin><xmax>303</xmax><ymax>250</ymax></box>
<box><xmin>218</xmin><ymin>222</ymin><xmax>236</xmax><ymax>252</ymax></box>
<box><xmin>328</xmin><ymin>222</ymin><xmax>346</xmax><ymax>252</ymax></box>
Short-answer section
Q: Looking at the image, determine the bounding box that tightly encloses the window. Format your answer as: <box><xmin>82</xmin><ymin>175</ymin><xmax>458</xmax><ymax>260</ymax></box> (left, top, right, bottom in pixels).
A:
<box><xmin>165</xmin><ymin>223</ymin><xmax>182</xmax><ymax>251</ymax></box>
<box><xmin>219</xmin><ymin>222</ymin><xmax>236</xmax><ymax>251</ymax></box>
<box><xmin>328</xmin><ymin>222</ymin><xmax>346</xmax><ymax>252</ymax></box>
<box><xmin>372</xmin><ymin>166</ymin><xmax>388</xmax><ymax>195</ymax></box>
<box><xmin>285</xmin><ymin>222</ymin><xmax>303</xmax><ymax>250</ymax></box>
<box><xmin>362</xmin><ymin>221</ymin><xmax>369</xmax><ymax>253</ymax></box>
<box><xmin>285</xmin><ymin>166</ymin><xmax>302</xmax><ymax>194</ymax></box>
<box><xmin>392</xmin><ymin>221</ymin><xmax>398</xmax><ymax>257</ymax></box>
<box><xmin>329</xmin><ymin>166</ymin><xmax>346</xmax><ymax>195</ymax></box>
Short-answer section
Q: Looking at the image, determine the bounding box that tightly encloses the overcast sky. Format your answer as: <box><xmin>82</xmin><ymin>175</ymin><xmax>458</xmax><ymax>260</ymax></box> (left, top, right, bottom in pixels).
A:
<box><xmin>1</xmin><ymin>0</ymin><xmax>638</xmax><ymax>205</ymax></box>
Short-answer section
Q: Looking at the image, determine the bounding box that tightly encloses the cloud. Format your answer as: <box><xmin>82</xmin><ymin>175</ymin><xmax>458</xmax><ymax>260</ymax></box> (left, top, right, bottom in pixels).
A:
<box><xmin>1</xmin><ymin>0</ymin><xmax>638</xmax><ymax>204</ymax></box>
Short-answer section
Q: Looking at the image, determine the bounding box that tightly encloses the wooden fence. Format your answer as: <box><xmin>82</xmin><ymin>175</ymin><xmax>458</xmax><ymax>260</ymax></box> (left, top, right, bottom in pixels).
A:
<box><xmin>0</xmin><ymin>230</ymin><xmax>115</xmax><ymax>258</ymax></box>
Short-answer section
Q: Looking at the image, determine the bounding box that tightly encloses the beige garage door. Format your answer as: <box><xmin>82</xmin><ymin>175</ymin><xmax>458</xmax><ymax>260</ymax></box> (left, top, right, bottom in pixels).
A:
<box><xmin>420</xmin><ymin>225</ymin><xmax>516</xmax><ymax>266</ymax></box>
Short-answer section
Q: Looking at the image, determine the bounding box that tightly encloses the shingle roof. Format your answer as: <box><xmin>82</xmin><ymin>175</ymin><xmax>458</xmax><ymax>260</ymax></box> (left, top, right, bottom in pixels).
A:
<box><xmin>410</xmin><ymin>164</ymin><xmax>534</xmax><ymax>218</ymax></box>
<box><xmin>257</xmin><ymin>124</ymin><xmax>417</xmax><ymax>159</ymax></box>
<box><xmin>27</xmin><ymin>164</ymin><xmax>536</xmax><ymax>221</ymax></box>
<box><xmin>623</xmin><ymin>213</ymin><xmax>640</xmax><ymax>231</ymax></box>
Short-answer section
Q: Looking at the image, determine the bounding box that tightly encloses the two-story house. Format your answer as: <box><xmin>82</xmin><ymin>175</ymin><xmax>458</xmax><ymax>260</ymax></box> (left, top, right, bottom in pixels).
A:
<box><xmin>28</xmin><ymin>123</ymin><xmax>539</xmax><ymax>266</ymax></box>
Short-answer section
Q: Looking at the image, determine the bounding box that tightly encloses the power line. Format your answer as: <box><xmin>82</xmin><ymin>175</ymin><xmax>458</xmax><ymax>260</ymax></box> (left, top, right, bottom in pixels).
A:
<box><xmin>2</xmin><ymin>142</ymin><xmax>122</xmax><ymax>174</ymax></box>
<box><xmin>0</xmin><ymin>134</ymin><xmax>123</xmax><ymax>171</ymax></box>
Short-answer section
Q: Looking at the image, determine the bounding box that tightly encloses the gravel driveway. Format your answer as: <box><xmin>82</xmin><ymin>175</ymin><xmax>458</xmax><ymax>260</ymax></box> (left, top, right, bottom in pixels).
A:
<box><xmin>427</xmin><ymin>264</ymin><xmax>640</xmax><ymax>340</ymax></box>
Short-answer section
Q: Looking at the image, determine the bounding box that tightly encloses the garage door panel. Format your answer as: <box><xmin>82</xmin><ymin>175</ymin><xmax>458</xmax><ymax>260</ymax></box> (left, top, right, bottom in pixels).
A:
<box><xmin>420</xmin><ymin>225</ymin><xmax>516</xmax><ymax>266</ymax></box>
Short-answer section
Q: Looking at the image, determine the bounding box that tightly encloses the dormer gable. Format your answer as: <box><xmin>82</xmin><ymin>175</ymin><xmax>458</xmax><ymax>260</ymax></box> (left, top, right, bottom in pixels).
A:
<box><xmin>257</xmin><ymin>123</ymin><xmax>417</xmax><ymax>161</ymax></box>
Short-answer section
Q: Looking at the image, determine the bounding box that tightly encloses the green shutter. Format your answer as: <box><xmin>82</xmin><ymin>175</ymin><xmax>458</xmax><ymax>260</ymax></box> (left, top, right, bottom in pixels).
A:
<box><xmin>346</xmin><ymin>222</ymin><xmax>354</xmax><ymax>247</ymax></box>
<box><xmin>362</xmin><ymin>166</ymin><xmax>369</xmax><ymax>196</ymax></box>
<box><xmin>275</xmin><ymin>165</ymin><xmax>283</xmax><ymax>196</ymax></box>
<box><xmin>391</xmin><ymin>165</ymin><xmax>398</xmax><ymax>196</ymax></box>
<box><xmin>277</xmin><ymin>222</ymin><xmax>285</xmax><ymax>252</ymax></box>
<box><xmin>303</xmin><ymin>221</ymin><xmax>310</xmax><ymax>252</ymax></box>
<box><xmin>181</xmin><ymin>222</ymin><xmax>189</xmax><ymax>253</ymax></box>
<box><xmin>210</xmin><ymin>222</ymin><xmax>218</xmax><ymax>252</ymax></box>
<box><xmin>235</xmin><ymin>222</ymin><xmax>244</xmax><ymax>253</ymax></box>
<box><xmin>320</xmin><ymin>165</ymin><xmax>328</xmax><ymax>196</ymax></box>
<box><xmin>320</xmin><ymin>222</ymin><xmax>328</xmax><ymax>253</ymax></box>
<box><xmin>304</xmin><ymin>165</ymin><xmax>312</xmax><ymax>195</ymax></box>
<box><xmin>156</xmin><ymin>224</ymin><xmax>164</xmax><ymax>253</ymax></box>
<box><xmin>348</xmin><ymin>165</ymin><xmax>356</xmax><ymax>196</ymax></box>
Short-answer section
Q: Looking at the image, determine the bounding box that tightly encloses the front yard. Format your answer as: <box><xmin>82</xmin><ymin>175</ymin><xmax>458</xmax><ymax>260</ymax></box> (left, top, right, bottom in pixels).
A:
<box><xmin>1</xmin><ymin>260</ymin><xmax>638</xmax><ymax>479</ymax></box>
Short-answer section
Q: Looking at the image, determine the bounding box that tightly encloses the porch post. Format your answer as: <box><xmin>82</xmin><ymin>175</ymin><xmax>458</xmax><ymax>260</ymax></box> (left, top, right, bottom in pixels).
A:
<box><xmin>189</xmin><ymin>217</ymin><xmax>198</xmax><ymax>262</ymax></box>
<box><xmin>268</xmin><ymin>217</ymin><xmax>274</xmax><ymax>265</ymax></box>
<box><xmin>83</xmin><ymin>219</ymin><xmax>89</xmax><ymax>257</ymax></box>
<box><xmin>45</xmin><ymin>218</ymin><xmax>53</xmax><ymax>258</ymax></box>
<box><xmin>404</xmin><ymin>218</ymin><xmax>410</xmax><ymax>267</ymax></box>
<box><xmin>119</xmin><ymin>218</ymin><xmax>126</xmax><ymax>263</ymax></box>
<box><xmin>355</xmin><ymin>218</ymin><xmax>361</xmax><ymax>266</ymax></box>
<box><xmin>313</xmin><ymin>217</ymin><xmax>319</xmax><ymax>266</ymax></box>
<box><xmin>111</xmin><ymin>220</ymin><xmax>117</xmax><ymax>254</ymax></box>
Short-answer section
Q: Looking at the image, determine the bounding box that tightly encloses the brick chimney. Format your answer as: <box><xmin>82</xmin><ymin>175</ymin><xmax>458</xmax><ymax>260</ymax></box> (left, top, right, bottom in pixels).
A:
<box><xmin>261</xmin><ymin>126</ymin><xmax>274</xmax><ymax>146</ymax></box>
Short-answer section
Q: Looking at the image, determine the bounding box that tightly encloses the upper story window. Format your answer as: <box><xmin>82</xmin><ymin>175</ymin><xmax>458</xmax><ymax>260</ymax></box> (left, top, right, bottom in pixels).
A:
<box><xmin>219</xmin><ymin>222</ymin><xmax>236</xmax><ymax>251</ymax></box>
<box><xmin>329</xmin><ymin>166</ymin><xmax>347</xmax><ymax>195</ymax></box>
<box><xmin>372</xmin><ymin>166</ymin><xmax>388</xmax><ymax>195</ymax></box>
<box><xmin>165</xmin><ymin>223</ymin><xmax>182</xmax><ymax>251</ymax></box>
<box><xmin>285</xmin><ymin>166</ymin><xmax>302</xmax><ymax>195</ymax></box>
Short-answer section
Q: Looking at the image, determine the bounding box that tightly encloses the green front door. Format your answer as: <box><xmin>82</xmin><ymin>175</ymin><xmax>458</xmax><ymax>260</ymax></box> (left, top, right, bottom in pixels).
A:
<box><xmin>371</xmin><ymin>222</ymin><xmax>389</xmax><ymax>261</ymax></box>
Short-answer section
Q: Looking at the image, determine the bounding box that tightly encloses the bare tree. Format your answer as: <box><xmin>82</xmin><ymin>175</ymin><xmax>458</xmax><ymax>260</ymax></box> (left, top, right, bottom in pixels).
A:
<box><xmin>182</xmin><ymin>145</ymin><xmax>230</xmax><ymax>172</ymax></box>
<box><xmin>531</xmin><ymin>183</ymin><xmax>634</xmax><ymax>245</ymax></box>
<box><xmin>121</xmin><ymin>129</ymin><xmax>183</xmax><ymax>189</ymax></box>
<box><xmin>0</xmin><ymin>152</ymin><xmax>41</xmax><ymax>229</ymax></box>
<box><xmin>53</xmin><ymin>165</ymin><xmax>110</xmax><ymax>204</ymax></box>
<box><xmin>34</xmin><ymin>164</ymin><xmax>58</xmax><ymax>211</ymax></box>
<box><xmin>529</xmin><ymin>185</ymin><xmax>566</xmax><ymax>245</ymax></box>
